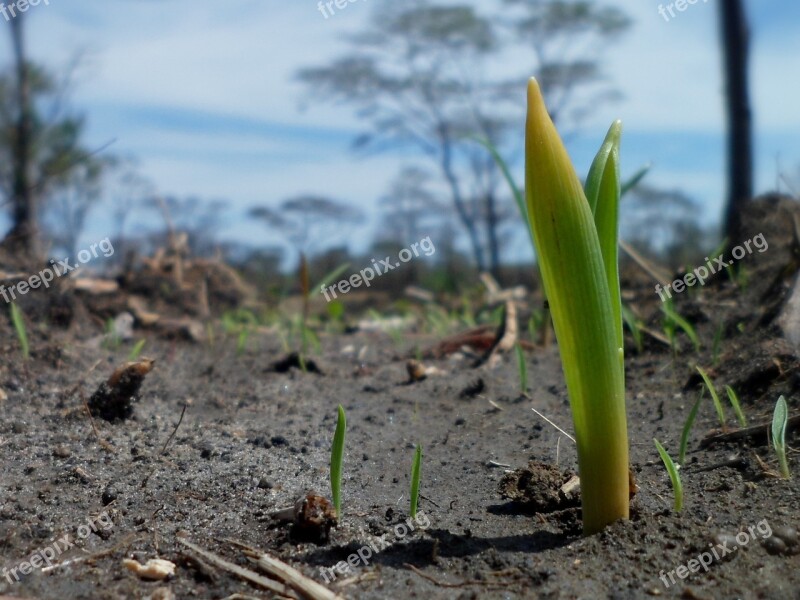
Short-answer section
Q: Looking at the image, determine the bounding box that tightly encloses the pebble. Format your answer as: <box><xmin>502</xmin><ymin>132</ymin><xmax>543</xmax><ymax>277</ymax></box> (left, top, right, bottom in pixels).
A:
<box><xmin>763</xmin><ymin>536</ymin><xmax>787</xmax><ymax>555</ymax></box>
<box><xmin>772</xmin><ymin>526</ymin><xmax>798</xmax><ymax>547</ymax></box>
<box><xmin>257</xmin><ymin>477</ymin><xmax>273</xmax><ymax>490</ymax></box>
<box><xmin>102</xmin><ymin>485</ymin><xmax>119</xmax><ymax>505</ymax></box>
<box><xmin>53</xmin><ymin>445</ymin><xmax>71</xmax><ymax>458</ymax></box>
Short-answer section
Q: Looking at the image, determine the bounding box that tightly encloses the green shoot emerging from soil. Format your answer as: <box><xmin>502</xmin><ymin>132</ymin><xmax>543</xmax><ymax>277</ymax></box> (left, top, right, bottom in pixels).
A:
<box><xmin>330</xmin><ymin>404</ymin><xmax>347</xmax><ymax>518</ymax></box>
<box><xmin>9</xmin><ymin>302</ymin><xmax>29</xmax><ymax>360</ymax></box>
<box><xmin>679</xmin><ymin>390</ymin><xmax>703</xmax><ymax>466</ymax></box>
<box><xmin>410</xmin><ymin>444</ymin><xmax>422</xmax><ymax>519</ymax></box>
<box><xmin>696</xmin><ymin>366</ymin><xmax>727</xmax><ymax>430</ymax></box>
<box><xmin>515</xmin><ymin>343</ymin><xmax>528</xmax><ymax>395</ymax></box>
<box><xmin>724</xmin><ymin>385</ymin><xmax>747</xmax><ymax>427</ymax></box>
<box><xmin>525</xmin><ymin>78</ymin><xmax>628</xmax><ymax>534</ymax></box>
<box><xmin>128</xmin><ymin>339</ymin><xmax>147</xmax><ymax>361</ymax></box>
<box><xmin>662</xmin><ymin>299</ymin><xmax>700</xmax><ymax>353</ymax></box>
<box><xmin>771</xmin><ymin>395</ymin><xmax>790</xmax><ymax>479</ymax></box>
<box><xmin>654</xmin><ymin>439</ymin><xmax>683</xmax><ymax>511</ymax></box>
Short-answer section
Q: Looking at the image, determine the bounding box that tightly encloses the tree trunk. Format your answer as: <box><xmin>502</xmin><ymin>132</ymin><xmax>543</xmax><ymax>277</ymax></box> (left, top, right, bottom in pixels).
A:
<box><xmin>485</xmin><ymin>189</ymin><xmax>500</xmax><ymax>279</ymax></box>
<box><xmin>439</xmin><ymin>135</ymin><xmax>485</xmax><ymax>271</ymax></box>
<box><xmin>5</xmin><ymin>14</ymin><xmax>39</xmax><ymax>260</ymax></box>
<box><xmin>719</xmin><ymin>0</ymin><xmax>752</xmax><ymax>244</ymax></box>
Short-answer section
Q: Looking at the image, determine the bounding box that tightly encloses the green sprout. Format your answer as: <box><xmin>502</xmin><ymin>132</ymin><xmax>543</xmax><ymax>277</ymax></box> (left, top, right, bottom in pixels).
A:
<box><xmin>410</xmin><ymin>444</ymin><xmax>422</xmax><ymax>519</ymax></box>
<box><xmin>662</xmin><ymin>299</ymin><xmax>700</xmax><ymax>353</ymax></box>
<box><xmin>524</xmin><ymin>78</ymin><xmax>627</xmax><ymax>534</ymax></box>
<box><xmin>696</xmin><ymin>366</ymin><xmax>727</xmax><ymax>430</ymax></box>
<box><xmin>330</xmin><ymin>404</ymin><xmax>347</xmax><ymax>519</ymax></box>
<box><xmin>771</xmin><ymin>395</ymin><xmax>790</xmax><ymax>479</ymax></box>
<box><xmin>711</xmin><ymin>321</ymin><xmax>724</xmax><ymax>366</ymax></box>
<box><xmin>724</xmin><ymin>385</ymin><xmax>747</xmax><ymax>427</ymax></box>
<box><xmin>515</xmin><ymin>343</ymin><xmax>528</xmax><ymax>395</ymax></box>
<box><xmin>621</xmin><ymin>304</ymin><xmax>643</xmax><ymax>354</ymax></box>
<box><xmin>679</xmin><ymin>390</ymin><xmax>703</xmax><ymax>466</ymax></box>
<box><xmin>654</xmin><ymin>438</ymin><xmax>683</xmax><ymax>511</ymax></box>
<box><xmin>128</xmin><ymin>339</ymin><xmax>147</xmax><ymax>361</ymax></box>
<box><xmin>9</xmin><ymin>302</ymin><xmax>29</xmax><ymax>360</ymax></box>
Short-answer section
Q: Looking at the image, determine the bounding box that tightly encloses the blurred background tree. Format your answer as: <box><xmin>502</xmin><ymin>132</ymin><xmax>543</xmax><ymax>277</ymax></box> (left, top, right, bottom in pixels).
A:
<box><xmin>298</xmin><ymin>0</ymin><xmax>630</xmax><ymax>278</ymax></box>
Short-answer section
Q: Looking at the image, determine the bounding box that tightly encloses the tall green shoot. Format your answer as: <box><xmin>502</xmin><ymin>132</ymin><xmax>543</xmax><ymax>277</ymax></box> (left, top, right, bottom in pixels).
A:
<box><xmin>525</xmin><ymin>78</ymin><xmax>628</xmax><ymax>534</ymax></box>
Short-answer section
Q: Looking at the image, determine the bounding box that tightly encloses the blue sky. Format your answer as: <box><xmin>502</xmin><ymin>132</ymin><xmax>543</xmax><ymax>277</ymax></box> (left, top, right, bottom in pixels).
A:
<box><xmin>4</xmin><ymin>0</ymin><xmax>800</xmax><ymax>260</ymax></box>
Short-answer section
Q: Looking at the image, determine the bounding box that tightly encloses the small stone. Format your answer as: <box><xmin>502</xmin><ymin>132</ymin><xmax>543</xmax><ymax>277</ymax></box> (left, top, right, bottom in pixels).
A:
<box><xmin>763</xmin><ymin>536</ymin><xmax>787</xmax><ymax>555</ymax></box>
<box><xmin>102</xmin><ymin>486</ymin><xmax>119</xmax><ymax>505</ymax></box>
<box><xmin>53</xmin><ymin>445</ymin><xmax>71</xmax><ymax>459</ymax></box>
<box><xmin>257</xmin><ymin>478</ymin><xmax>273</xmax><ymax>490</ymax></box>
<box><xmin>772</xmin><ymin>526</ymin><xmax>798</xmax><ymax>547</ymax></box>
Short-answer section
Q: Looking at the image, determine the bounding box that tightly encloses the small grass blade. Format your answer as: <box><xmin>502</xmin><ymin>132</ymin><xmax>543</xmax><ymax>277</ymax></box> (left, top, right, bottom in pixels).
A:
<box><xmin>621</xmin><ymin>304</ymin><xmax>643</xmax><ymax>353</ymax></box>
<box><xmin>654</xmin><ymin>438</ymin><xmax>683</xmax><ymax>511</ymax></box>
<box><xmin>620</xmin><ymin>163</ymin><xmax>650</xmax><ymax>197</ymax></box>
<box><xmin>128</xmin><ymin>339</ymin><xmax>147</xmax><ymax>361</ymax></box>
<box><xmin>662</xmin><ymin>301</ymin><xmax>700</xmax><ymax>352</ymax></box>
<box><xmin>771</xmin><ymin>395</ymin><xmax>790</xmax><ymax>479</ymax></box>
<box><xmin>330</xmin><ymin>404</ymin><xmax>347</xmax><ymax>518</ymax></box>
<box><xmin>696</xmin><ymin>366</ymin><xmax>726</xmax><ymax>429</ymax></box>
<box><xmin>724</xmin><ymin>385</ymin><xmax>747</xmax><ymax>427</ymax></box>
<box><xmin>515</xmin><ymin>343</ymin><xmax>528</xmax><ymax>394</ymax></box>
<box><xmin>410</xmin><ymin>444</ymin><xmax>422</xmax><ymax>518</ymax></box>
<box><xmin>679</xmin><ymin>390</ymin><xmax>703</xmax><ymax>466</ymax></box>
<box><xmin>9</xmin><ymin>302</ymin><xmax>29</xmax><ymax>360</ymax></box>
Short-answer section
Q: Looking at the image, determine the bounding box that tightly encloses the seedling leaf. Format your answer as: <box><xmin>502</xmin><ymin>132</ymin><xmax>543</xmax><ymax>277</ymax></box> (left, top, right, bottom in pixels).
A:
<box><xmin>410</xmin><ymin>444</ymin><xmax>422</xmax><ymax>518</ymax></box>
<box><xmin>724</xmin><ymin>385</ymin><xmax>747</xmax><ymax>427</ymax></box>
<box><xmin>771</xmin><ymin>395</ymin><xmax>790</xmax><ymax>479</ymax></box>
<box><xmin>330</xmin><ymin>404</ymin><xmax>347</xmax><ymax>518</ymax></box>
<box><xmin>696</xmin><ymin>366</ymin><xmax>726</xmax><ymax>429</ymax></box>
<box><xmin>654</xmin><ymin>438</ymin><xmax>683</xmax><ymax>511</ymax></box>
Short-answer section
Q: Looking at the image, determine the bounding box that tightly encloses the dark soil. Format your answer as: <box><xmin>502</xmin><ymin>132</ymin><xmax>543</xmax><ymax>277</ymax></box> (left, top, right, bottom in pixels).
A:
<box><xmin>1</xmin><ymin>195</ymin><xmax>800</xmax><ymax>599</ymax></box>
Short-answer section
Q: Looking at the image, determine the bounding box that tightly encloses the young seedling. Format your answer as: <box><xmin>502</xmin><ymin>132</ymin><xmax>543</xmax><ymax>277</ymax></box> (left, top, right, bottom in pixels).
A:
<box><xmin>711</xmin><ymin>321</ymin><xmax>724</xmax><ymax>366</ymax></box>
<box><xmin>525</xmin><ymin>78</ymin><xmax>628</xmax><ymax>534</ymax></box>
<box><xmin>330</xmin><ymin>404</ymin><xmax>347</xmax><ymax>519</ymax></box>
<box><xmin>621</xmin><ymin>304</ymin><xmax>643</xmax><ymax>353</ymax></box>
<box><xmin>724</xmin><ymin>385</ymin><xmax>747</xmax><ymax>427</ymax></box>
<box><xmin>654</xmin><ymin>439</ymin><xmax>683</xmax><ymax>511</ymax></box>
<box><xmin>9</xmin><ymin>302</ymin><xmax>29</xmax><ymax>360</ymax></box>
<box><xmin>515</xmin><ymin>343</ymin><xmax>528</xmax><ymax>395</ymax></box>
<box><xmin>771</xmin><ymin>395</ymin><xmax>790</xmax><ymax>479</ymax></box>
<box><xmin>410</xmin><ymin>444</ymin><xmax>422</xmax><ymax>519</ymax></box>
<box><xmin>128</xmin><ymin>339</ymin><xmax>147</xmax><ymax>361</ymax></box>
<box><xmin>662</xmin><ymin>299</ymin><xmax>700</xmax><ymax>353</ymax></box>
<box><xmin>679</xmin><ymin>390</ymin><xmax>703</xmax><ymax>466</ymax></box>
<box><xmin>696</xmin><ymin>366</ymin><xmax>727</xmax><ymax>430</ymax></box>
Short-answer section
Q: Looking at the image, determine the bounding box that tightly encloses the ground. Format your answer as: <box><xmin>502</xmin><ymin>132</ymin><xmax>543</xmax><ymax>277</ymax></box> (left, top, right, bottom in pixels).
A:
<box><xmin>0</xmin><ymin>196</ymin><xmax>799</xmax><ymax>599</ymax></box>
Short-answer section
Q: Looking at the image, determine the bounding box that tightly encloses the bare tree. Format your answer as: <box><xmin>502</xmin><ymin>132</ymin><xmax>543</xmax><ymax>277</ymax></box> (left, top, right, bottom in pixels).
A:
<box><xmin>1</xmin><ymin>14</ymin><xmax>111</xmax><ymax>261</ymax></box>
<box><xmin>250</xmin><ymin>196</ymin><xmax>365</xmax><ymax>258</ymax></box>
<box><xmin>298</xmin><ymin>0</ymin><xmax>630</xmax><ymax>275</ymax></box>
